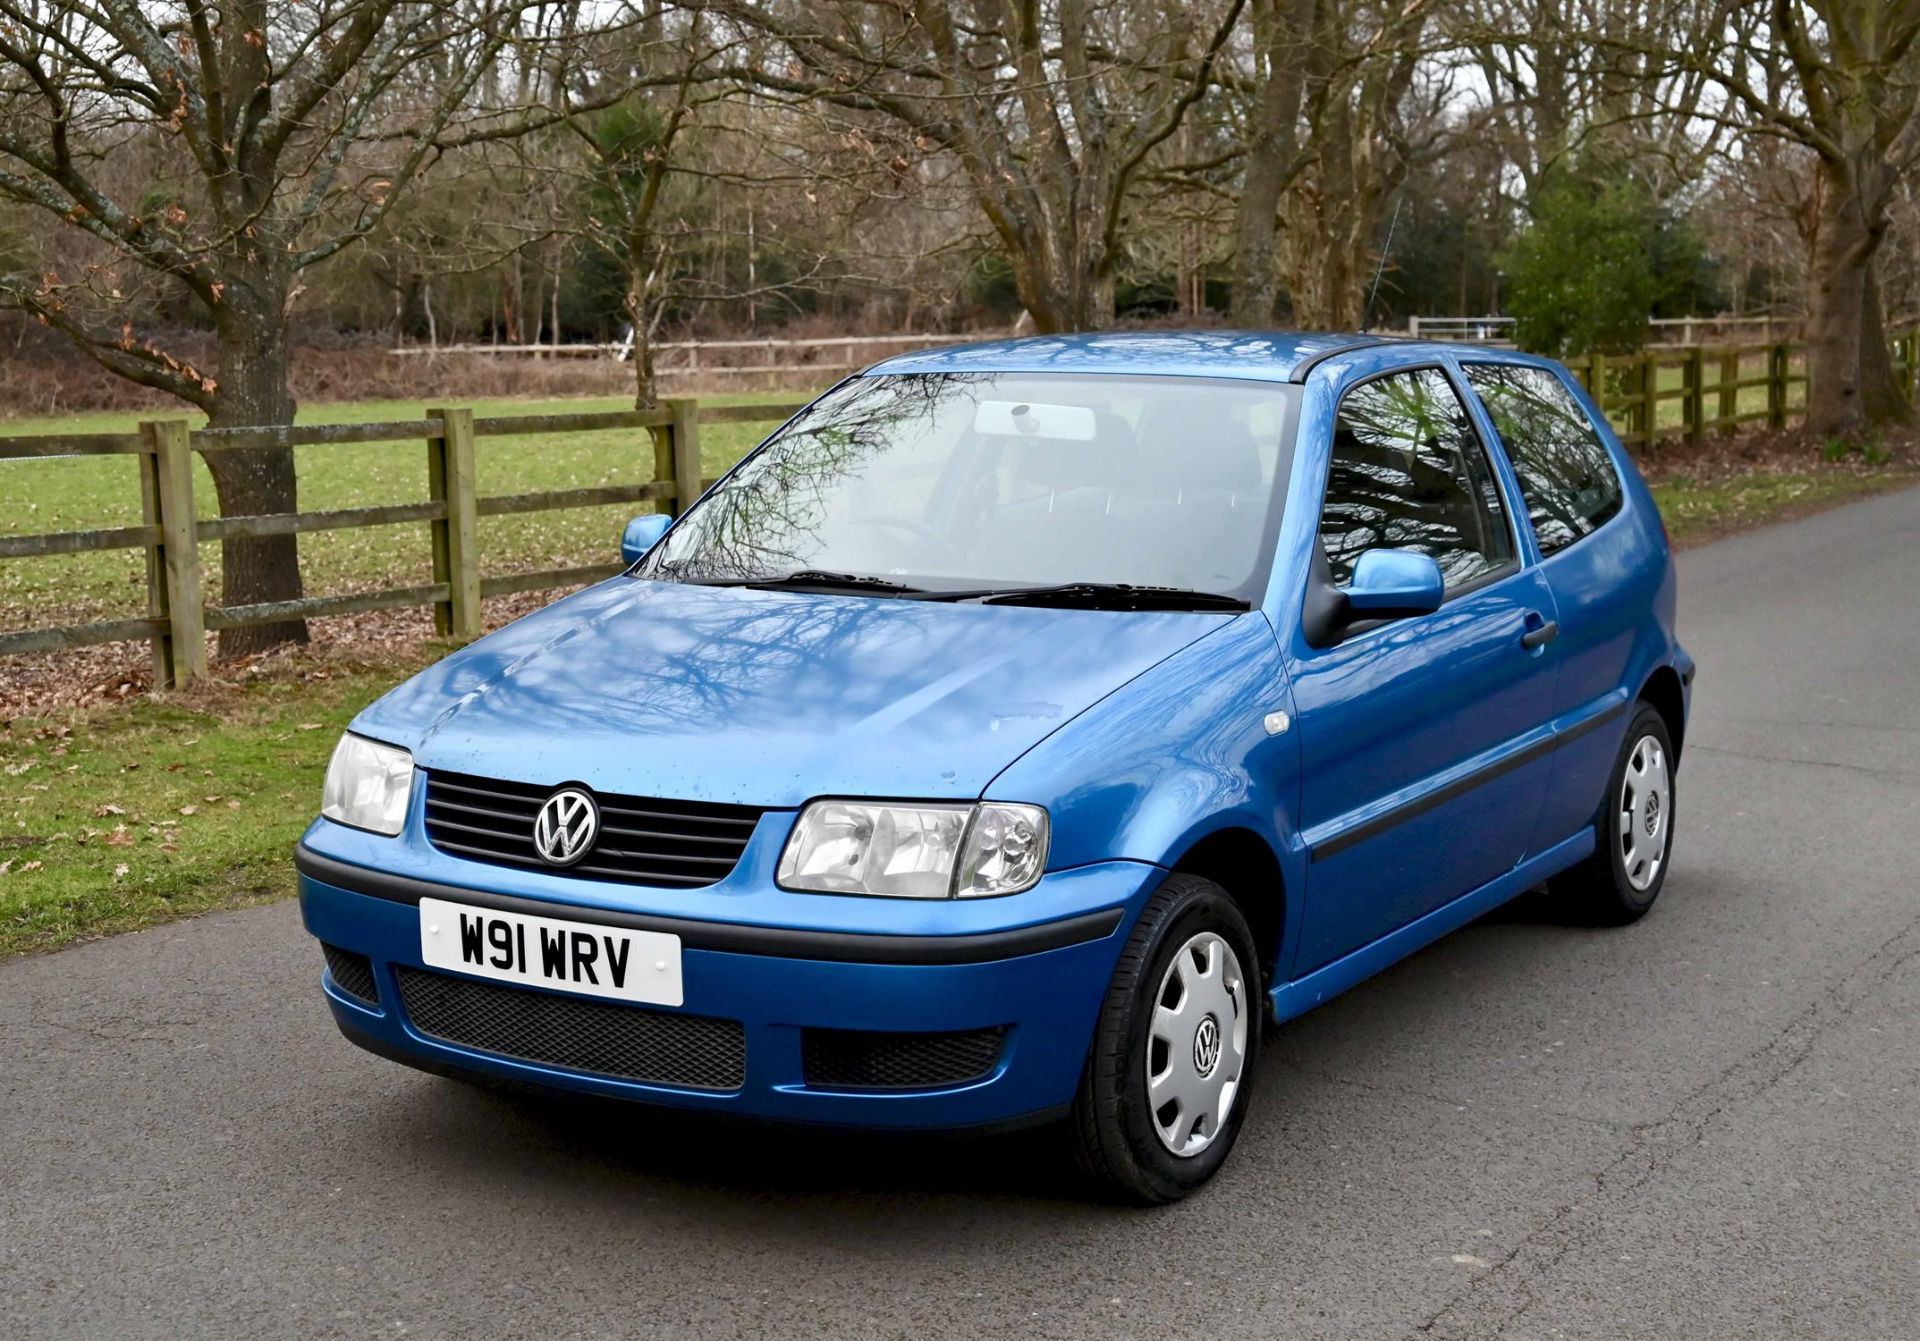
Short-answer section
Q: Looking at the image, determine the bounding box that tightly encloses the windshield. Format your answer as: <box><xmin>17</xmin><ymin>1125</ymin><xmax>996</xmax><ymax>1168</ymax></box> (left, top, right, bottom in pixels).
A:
<box><xmin>636</xmin><ymin>372</ymin><xmax>1298</xmax><ymax>603</ymax></box>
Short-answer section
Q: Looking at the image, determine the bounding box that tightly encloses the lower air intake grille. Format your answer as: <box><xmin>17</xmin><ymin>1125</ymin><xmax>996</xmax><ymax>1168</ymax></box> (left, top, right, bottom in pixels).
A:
<box><xmin>802</xmin><ymin>1026</ymin><xmax>1008</xmax><ymax>1090</ymax></box>
<box><xmin>395</xmin><ymin>968</ymin><xmax>744</xmax><ymax>1090</ymax></box>
<box><xmin>322</xmin><ymin>944</ymin><xmax>379</xmax><ymax>1006</ymax></box>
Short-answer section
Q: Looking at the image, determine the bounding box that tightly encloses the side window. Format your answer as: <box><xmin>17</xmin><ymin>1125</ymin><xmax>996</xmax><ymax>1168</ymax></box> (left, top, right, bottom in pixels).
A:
<box><xmin>1462</xmin><ymin>364</ymin><xmax>1624</xmax><ymax>555</ymax></box>
<box><xmin>1320</xmin><ymin>368</ymin><xmax>1516</xmax><ymax>591</ymax></box>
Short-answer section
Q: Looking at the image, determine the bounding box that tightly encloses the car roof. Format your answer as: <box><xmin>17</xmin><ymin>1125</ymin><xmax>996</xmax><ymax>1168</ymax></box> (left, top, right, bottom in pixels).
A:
<box><xmin>862</xmin><ymin>330</ymin><xmax>1557</xmax><ymax>384</ymax></box>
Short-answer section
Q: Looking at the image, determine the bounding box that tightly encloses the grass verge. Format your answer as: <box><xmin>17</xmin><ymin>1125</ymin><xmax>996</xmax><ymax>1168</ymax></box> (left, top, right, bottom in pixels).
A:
<box><xmin>0</xmin><ymin>652</ymin><xmax>431</xmax><ymax>958</ymax></box>
<box><xmin>1647</xmin><ymin>456</ymin><xmax>1916</xmax><ymax>547</ymax></box>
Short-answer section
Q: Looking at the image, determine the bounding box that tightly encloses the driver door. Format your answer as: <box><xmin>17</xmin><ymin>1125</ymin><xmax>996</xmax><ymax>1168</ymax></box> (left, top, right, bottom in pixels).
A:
<box><xmin>1287</xmin><ymin>366</ymin><xmax>1561</xmax><ymax>973</ymax></box>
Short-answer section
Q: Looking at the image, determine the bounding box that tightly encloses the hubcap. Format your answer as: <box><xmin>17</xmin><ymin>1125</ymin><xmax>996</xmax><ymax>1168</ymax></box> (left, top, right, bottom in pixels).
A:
<box><xmin>1618</xmin><ymin>734</ymin><xmax>1671</xmax><ymax>892</ymax></box>
<box><xmin>1146</xmin><ymin>932</ymin><xmax>1248</xmax><ymax>1158</ymax></box>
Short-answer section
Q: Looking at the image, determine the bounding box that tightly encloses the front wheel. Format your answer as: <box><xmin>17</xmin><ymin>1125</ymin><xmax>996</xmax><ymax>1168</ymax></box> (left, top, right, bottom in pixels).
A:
<box><xmin>1555</xmin><ymin>703</ymin><xmax>1677</xmax><ymax>925</ymax></box>
<box><xmin>1068</xmin><ymin>874</ymin><xmax>1261</xmax><ymax>1203</ymax></box>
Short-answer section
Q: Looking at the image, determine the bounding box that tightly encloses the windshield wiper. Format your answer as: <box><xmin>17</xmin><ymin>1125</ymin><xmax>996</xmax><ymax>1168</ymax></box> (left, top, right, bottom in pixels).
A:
<box><xmin>917</xmin><ymin>582</ymin><xmax>1250</xmax><ymax>612</ymax></box>
<box><xmin>681</xmin><ymin>569</ymin><xmax>925</xmax><ymax>595</ymax></box>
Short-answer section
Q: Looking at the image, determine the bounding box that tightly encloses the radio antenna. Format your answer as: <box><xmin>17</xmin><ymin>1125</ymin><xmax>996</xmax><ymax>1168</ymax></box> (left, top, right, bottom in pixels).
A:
<box><xmin>1362</xmin><ymin>194</ymin><xmax>1405</xmax><ymax>334</ymax></box>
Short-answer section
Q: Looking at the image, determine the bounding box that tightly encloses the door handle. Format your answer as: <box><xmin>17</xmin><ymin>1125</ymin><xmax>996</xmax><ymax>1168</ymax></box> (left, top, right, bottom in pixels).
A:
<box><xmin>1520</xmin><ymin>617</ymin><xmax>1559</xmax><ymax>650</ymax></box>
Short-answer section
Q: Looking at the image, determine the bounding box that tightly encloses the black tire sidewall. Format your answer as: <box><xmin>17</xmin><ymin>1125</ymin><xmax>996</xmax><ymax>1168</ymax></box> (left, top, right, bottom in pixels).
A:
<box><xmin>1602</xmin><ymin>707</ymin><xmax>1677</xmax><ymax>915</ymax></box>
<box><xmin>1090</xmin><ymin>877</ymin><xmax>1262</xmax><ymax>1200</ymax></box>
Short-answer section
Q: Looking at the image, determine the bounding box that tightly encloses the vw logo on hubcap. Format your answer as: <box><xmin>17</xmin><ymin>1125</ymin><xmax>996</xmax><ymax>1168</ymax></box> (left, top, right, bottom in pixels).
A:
<box><xmin>1644</xmin><ymin>792</ymin><xmax>1661</xmax><ymax>835</ymax></box>
<box><xmin>533</xmin><ymin>787</ymin><xmax>600</xmax><ymax>867</ymax></box>
<box><xmin>1192</xmin><ymin>1014</ymin><xmax>1222</xmax><ymax>1078</ymax></box>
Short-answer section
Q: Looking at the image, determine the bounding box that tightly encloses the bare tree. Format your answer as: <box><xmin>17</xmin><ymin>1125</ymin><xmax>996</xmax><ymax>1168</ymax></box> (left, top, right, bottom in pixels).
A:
<box><xmin>0</xmin><ymin>0</ymin><xmax>572</xmax><ymax>651</ymax></box>
<box><xmin>1689</xmin><ymin>0</ymin><xmax>1920</xmax><ymax>434</ymax></box>
<box><xmin>1222</xmin><ymin>0</ymin><xmax>1461</xmax><ymax>329</ymax></box>
<box><xmin>560</xmin><ymin>9</ymin><xmax>731</xmax><ymax>405</ymax></box>
<box><xmin>1226</xmin><ymin>0</ymin><xmax>1318</xmax><ymax>325</ymax></box>
<box><xmin>713</xmin><ymin>0</ymin><xmax>1248</xmax><ymax>332</ymax></box>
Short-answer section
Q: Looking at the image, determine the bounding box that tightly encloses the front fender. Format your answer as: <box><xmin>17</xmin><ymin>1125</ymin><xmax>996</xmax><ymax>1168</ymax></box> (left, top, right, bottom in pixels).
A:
<box><xmin>984</xmin><ymin>614</ymin><xmax>1304</xmax><ymax>961</ymax></box>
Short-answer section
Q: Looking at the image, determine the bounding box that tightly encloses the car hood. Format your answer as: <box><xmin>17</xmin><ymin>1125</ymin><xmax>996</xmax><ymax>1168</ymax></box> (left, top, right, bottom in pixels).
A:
<box><xmin>352</xmin><ymin>578</ymin><xmax>1234</xmax><ymax>807</ymax></box>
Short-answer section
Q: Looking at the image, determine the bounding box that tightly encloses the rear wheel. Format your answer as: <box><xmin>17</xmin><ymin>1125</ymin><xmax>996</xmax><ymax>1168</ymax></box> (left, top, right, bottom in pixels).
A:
<box><xmin>1556</xmin><ymin>704</ymin><xmax>1676</xmax><ymax>925</ymax></box>
<box><xmin>1068</xmin><ymin>874</ymin><xmax>1261</xmax><ymax>1203</ymax></box>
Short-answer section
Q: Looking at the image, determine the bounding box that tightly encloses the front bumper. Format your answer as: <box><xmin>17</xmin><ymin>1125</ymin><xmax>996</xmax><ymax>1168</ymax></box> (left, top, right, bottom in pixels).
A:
<box><xmin>298</xmin><ymin>842</ymin><xmax>1158</xmax><ymax>1130</ymax></box>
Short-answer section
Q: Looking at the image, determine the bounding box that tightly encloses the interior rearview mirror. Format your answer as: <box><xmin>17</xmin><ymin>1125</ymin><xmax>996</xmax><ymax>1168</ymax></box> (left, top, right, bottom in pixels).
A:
<box><xmin>1342</xmin><ymin>548</ymin><xmax>1445</xmax><ymax>618</ymax></box>
<box><xmin>621</xmin><ymin>513</ymin><xmax>672</xmax><ymax>566</ymax></box>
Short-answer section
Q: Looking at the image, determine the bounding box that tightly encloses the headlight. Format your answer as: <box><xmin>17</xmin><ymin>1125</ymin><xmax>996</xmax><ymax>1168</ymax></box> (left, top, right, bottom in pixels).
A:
<box><xmin>320</xmin><ymin>734</ymin><xmax>414</xmax><ymax>836</ymax></box>
<box><xmin>777</xmin><ymin>801</ymin><xmax>1049</xmax><ymax>898</ymax></box>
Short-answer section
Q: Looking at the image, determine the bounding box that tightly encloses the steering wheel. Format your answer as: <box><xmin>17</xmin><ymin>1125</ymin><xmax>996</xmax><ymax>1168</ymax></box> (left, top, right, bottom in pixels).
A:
<box><xmin>848</xmin><ymin>514</ymin><xmax>967</xmax><ymax>566</ymax></box>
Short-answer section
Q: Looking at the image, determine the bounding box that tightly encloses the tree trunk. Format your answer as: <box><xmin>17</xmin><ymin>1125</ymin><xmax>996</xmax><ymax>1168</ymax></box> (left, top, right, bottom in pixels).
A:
<box><xmin>1009</xmin><ymin>245</ymin><xmax>1113</xmax><ymax>334</ymax></box>
<box><xmin>1803</xmin><ymin>153</ymin><xmax>1914</xmax><ymax>436</ymax></box>
<box><xmin>1859</xmin><ymin>265</ymin><xmax>1914</xmax><ymax>427</ymax></box>
<box><xmin>627</xmin><ymin>275</ymin><xmax>658</xmax><ymax>410</ymax></box>
<box><xmin>1230</xmin><ymin>142</ymin><xmax>1287</xmax><ymax>327</ymax></box>
<box><xmin>1803</xmin><ymin>167</ymin><xmax>1874</xmax><ymax>438</ymax></box>
<box><xmin>205</xmin><ymin>287</ymin><xmax>308</xmax><ymax>656</ymax></box>
<box><xmin>1229</xmin><ymin>0</ymin><xmax>1315</xmax><ymax>327</ymax></box>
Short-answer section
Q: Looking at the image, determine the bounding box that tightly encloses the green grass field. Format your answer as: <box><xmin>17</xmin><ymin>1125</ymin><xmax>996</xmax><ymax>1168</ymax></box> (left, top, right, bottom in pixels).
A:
<box><xmin>0</xmin><ymin>390</ymin><xmax>809</xmax><ymax>633</ymax></box>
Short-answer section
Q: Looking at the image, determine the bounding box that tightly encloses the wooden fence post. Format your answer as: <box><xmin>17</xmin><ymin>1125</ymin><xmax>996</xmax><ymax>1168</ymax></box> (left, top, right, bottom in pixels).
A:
<box><xmin>1684</xmin><ymin>346</ymin><xmax>1705</xmax><ymax>445</ymax></box>
<box><xmin>1586</xmin><ymin>351</ymin><xmax>1606</xmax><ymax>416</ymax></box>
<box><xmin>426</xmin><ymin>407</ymin><xmax>482</xmax><ymax>641</ymax></box>
<box><xmin>142</xmin><ymin>420</ymin><xmax>207</xmax><ymax>687</ymax></box>
<box><xmin>662</xmin><ymin>398</ymin><xmax>704</xmax><ymax>515</ymax></box>
<box><xmin>1767</xmin><ymin>343</ymin><xmax>1789</xmax><ymax>429</ymax></box>
<box><xmin>1718</xmin><ymin>349</ymin><xmax>1739</xmax><ymax>434</ymax></box>
<box><xmin>1638</xmin><ymin>352</ymin><xmax>1658</xmax><ymax>448</ymax></box>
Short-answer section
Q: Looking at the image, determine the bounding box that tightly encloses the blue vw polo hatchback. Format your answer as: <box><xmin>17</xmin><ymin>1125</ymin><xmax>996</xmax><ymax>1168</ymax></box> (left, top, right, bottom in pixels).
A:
<box><xmin>300</xmin><ymin>333</ymin><xmax>1692</xmax><ymax>1201</ymax></box>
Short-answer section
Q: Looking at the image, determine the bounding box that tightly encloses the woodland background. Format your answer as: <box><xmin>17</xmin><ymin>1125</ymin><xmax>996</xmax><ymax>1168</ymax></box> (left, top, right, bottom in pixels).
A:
<box><xmin>2</xmin><ymin>0</ymin><xmax>1917</xmax><ymax>656</ymax></box>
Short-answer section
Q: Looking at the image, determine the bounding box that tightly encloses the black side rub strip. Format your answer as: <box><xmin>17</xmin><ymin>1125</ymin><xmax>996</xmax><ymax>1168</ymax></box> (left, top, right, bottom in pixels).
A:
<box><xmin>295</xmin><ymin>847</ymin><xmax>1124</xmax><ymax>965</ymax></box>
<box><xmin>1309</xmin><ymin>700</ymin><xmax>1627</xmax><ymax>863</ymax></box>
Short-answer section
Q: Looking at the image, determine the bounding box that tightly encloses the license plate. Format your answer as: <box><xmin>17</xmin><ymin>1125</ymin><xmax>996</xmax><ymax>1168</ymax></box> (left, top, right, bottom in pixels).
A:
<box><xmin>419</xmin><ymin>897</ymin><xmax>683</xmax><ymax>1007</ymax></box>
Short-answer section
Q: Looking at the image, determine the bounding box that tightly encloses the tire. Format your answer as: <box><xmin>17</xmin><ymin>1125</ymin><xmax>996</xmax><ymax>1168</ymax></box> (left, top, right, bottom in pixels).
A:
<box><xmin>1555</xmin><ymin>703</ymin><xmax>1677</xmax><ymax>925</ymax></box>
<box><xmin>1068</xmin><ymin>873</ymin><xmax>1262</xmax><ymax>1204</ymax></box>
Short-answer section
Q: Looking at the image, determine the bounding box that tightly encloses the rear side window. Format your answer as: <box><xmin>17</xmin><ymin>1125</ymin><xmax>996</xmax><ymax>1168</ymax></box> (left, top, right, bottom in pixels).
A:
<box><xmin>1462</xmin><ymin>365</ymin><xmax>1623</xmax><ymax>555</ymax></box>
<box><xmin>1320</xmin><ymin>368</ymin><xmax>1516</xmax><ymax>592</ymax></box>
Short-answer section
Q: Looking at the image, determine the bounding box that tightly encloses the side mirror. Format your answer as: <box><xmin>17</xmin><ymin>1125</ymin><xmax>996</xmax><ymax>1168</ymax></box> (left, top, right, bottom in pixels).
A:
<box><xmin>1343</xmin><ymin>548</ymin><xmax>1444</xmax><ymax>618</ymax></box>
<box><xmin>621</xmin><ymin>513</ymin><xmax>672</xmax><ymax>566</ymax></box>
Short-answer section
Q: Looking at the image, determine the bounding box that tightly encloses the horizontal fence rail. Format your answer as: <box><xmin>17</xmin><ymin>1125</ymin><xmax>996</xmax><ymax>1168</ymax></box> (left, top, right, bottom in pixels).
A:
<box><xmin>0</xmin><ymin>397</ymin><xmax>805</xmax><ymax>685</ymax></box>
<box><xmin>3</xmin><ymin>328</ymin><xmax>1918</xmax><ymax>686</ymax></box>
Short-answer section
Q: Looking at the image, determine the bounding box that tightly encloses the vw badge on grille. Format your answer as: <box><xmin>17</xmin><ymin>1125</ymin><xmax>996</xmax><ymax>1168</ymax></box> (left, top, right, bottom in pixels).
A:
<box><xmin>533</xmin><ymin>787</ymin><xmax>599</xmax><ymax>867</ymax></box>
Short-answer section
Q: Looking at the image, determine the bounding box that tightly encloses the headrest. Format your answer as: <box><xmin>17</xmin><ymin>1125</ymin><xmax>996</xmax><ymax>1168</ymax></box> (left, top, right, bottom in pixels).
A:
<box><xmin>1182</xmin><ymin>428</ymin><xmax>1264</xmax><ymax>493</ymax></box>
<box><xmin>1011</xmin><ymin>410</ymin><xmax>1137</xmax><ymax>490</ymax></box>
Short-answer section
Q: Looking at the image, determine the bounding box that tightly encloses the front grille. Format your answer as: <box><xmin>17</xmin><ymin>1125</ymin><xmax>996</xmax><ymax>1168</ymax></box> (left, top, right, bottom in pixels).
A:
<box><xmin>423</xmin><ymin>769</ymin><xmax>763</xmax><ymax>888</ymax></box>
<box><xmin>802</xmin><ymin>1026</ymin><xmax>1008</xmax><ymax>1090</ymax></box>
<box><xmin>396</xmin><ymin>967</ymin><xmax>745</xmax><ymax>1090</ymax></box>
<box><xmin>322</xmin><ymin>944</ymin><xmax>379</xmax><ymax>1006</ymax></box>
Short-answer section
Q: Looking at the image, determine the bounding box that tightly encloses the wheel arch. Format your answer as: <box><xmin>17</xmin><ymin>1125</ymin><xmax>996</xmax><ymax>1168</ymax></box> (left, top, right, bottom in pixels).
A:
<box><xmin>1638</xmin><ymin>664</ymin><xmax>1687</xmax><ymax>759</ymax></box>
<box><xmin>1167</xmin><ymin>826</ymin><xmax>1287</xmax><ymax>987</ymax></box>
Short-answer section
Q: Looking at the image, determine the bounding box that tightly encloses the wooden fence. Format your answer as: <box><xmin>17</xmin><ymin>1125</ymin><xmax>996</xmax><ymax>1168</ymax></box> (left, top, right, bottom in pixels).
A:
<box><xmin>3</xmin><ymin>330</ymin><xmax>1917</xmax><ymax>687</ymax></box>
<box><xmin>1573</xmin><ymin>335</ymin><xmax>1919</xmax><ymax>449</ymax></box>
<box><xmin>0</xmin><ymin>398</ymin><xmax>804</xmax><ymax>687</ymax></box>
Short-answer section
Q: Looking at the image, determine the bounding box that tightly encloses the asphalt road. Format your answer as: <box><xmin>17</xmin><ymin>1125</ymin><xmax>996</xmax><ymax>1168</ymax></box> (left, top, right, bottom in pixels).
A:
<box><xmin>5</xmin><ymin>488</ymin><xmax>1918</xmax><ymax>1340</ymax></box>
